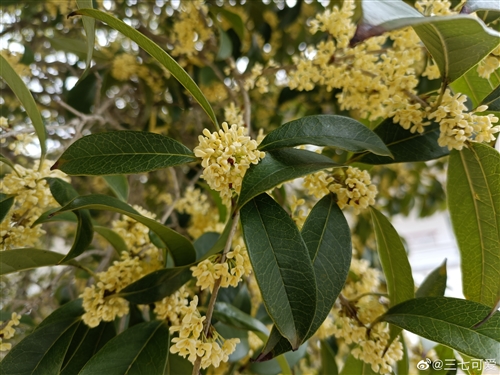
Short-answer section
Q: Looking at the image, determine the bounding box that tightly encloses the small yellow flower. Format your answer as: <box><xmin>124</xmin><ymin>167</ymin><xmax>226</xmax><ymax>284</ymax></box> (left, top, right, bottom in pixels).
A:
<box><xmin>194</xmin><ymin>122</ymin><xmax>265</xmax><ymax>206</ymax></box>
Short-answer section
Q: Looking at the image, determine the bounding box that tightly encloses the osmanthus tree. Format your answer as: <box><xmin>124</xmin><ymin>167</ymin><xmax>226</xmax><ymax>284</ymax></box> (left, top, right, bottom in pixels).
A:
<box><xmin>0</xmin><ymin>0</ymin><xmax>499</xmax><ymax>374</ymax></box>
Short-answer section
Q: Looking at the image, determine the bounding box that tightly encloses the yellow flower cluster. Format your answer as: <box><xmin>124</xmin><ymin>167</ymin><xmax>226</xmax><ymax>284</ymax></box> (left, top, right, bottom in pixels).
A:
<box><xmin>224</xmin><ymin>102</ymin><xmax>244</xmax><ymax>127</ymax></box>
<box><xmin>170</xmin><ymin>296</ymin><xmax>240</xmax><ymax>369</ymax></box>
<box><xmin>0</xmin><ymin>313</ymin><xmax>21</xmax><ymax>351</ymax></box>
<box><xmin>81</xmin><ymin>207</ymin><xmax>163</xmax><ymax>327</ymax></box>
<box><xmin>428</xmin><ymin>91</ymin><xmax>499</xmax><ymax>150</ymax></box>
<box><xmin>175</xmin><ymin>187</ymin><xmax>224</xmax><ymax>239</ymax></box>
<box><xmin>303</xmin><ymin>167</ymin><xmax>378</xmax><ymax>214</ymax></box>
<box><xmin>111</xmin><ymin>54</ymin><xmax>138</xmax><ymax>81</ymax></box>
<box><xmin>154</xmin><ymin>285</ymin><xmax>190</xmax><ymax>326</ymax></box>
<box><xmin>171</xmin><ymin>1</ymin><xmax>212</xmax><ymax>57</ymax></box>
<box><xmin>290</xmin><ymin>195</ymin><xmax>309</xmax><ymax>229</ymax></box>
<box><xmin>289</xmin><ymin>1</ymin><xmax>423</xmax><ymax>121</ymax></box>
<box><xmin>194</xmin><ymin>122</ymin><xmax>265</xmax><ymax>206</ymax></box>
<box><xmin>329</xmin><ymin>258</ymin><xmax>403</xmax><ymax>374</ymax></box>
<box><xmin>477</xmin><ymin>46</ymin><xmax>500</xmax><ymax>79</ymax></box>
<box><xmin>1</xmin><ymin>160</ymin><xmax>69</xmax><ymax>250</ymax></box>
<box><xmin>190</xmin><ymin>245</ymin><xmax>252</xmax><ymax>292</ymax></box>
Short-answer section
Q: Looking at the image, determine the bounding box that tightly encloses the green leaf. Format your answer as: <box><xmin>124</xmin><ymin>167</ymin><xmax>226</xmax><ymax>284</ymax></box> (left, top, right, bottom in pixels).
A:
<box><xmin>379</xmin><ymin>297</ymin><xmax>500</xmax><ymax>362</ymax></box>
<box><xmin>480</xmin><ymin>83</ymin><xmax>500</xmax><ymax>111</ymax></box>
<box><xmin>118</xmin><ymin>268</ymin><xmax>192</xmax><ymax>304</ymax></box>
<box><xmin>398</xmin><ymin>333</ymin><xmax>410</xmax><ymax>375</ymax></box>
<box><xmin>302</xmin><ymin>195</ymin><xmax>352</xmax><ymax>333</ymax></box>
<box><xmin>52</xmin><ymin>194</ymin><xmax>196</xmax><ymax>266</ymax></box>
<box><xmin>461</xmin><ymin>0</ymin><xmax>500</xmax><ymax>13</ymax></box>
<box><xmin>46</xmin><ymin>177</ymin><xmax>94</xmax><ymax>263</ymax></box>
<box><xmin>60</xmin><ymin>322</ymin><xmax>116</xmax><ymax>375</ymax></box>
<box><xmin>193</xmin><ymin>232</ymin><xmax>220</xmax><ymax>260</ymax></box>
<box><xmin>240</xmin><ymin>193</ymin><xmax>317</xmax><ymax>349</ymax></box>
<box><xmin>416</xmin><ymin>259</ymin><xmax>448</xmax><ymax>298</ymax></box>
<box><xmin>352</xmin><ymin>0</ymin><xmax>500</xmax><ymax>84</ymax></box>
<box><xmin>94</xmin><ymin>226</ymin><xmax>127</xmax><ymax>253</ymax></box>
<box><xmin>69</xmin><ymin>8</ymin><xmax>219</xmax><ymax>129</ymax></box>
<box><xmin>0</xmin><ymin>194</ymin><xmax>15</xmax><ymax>223</ymax></box>
<box><xmin>447</xmin><ymin>143</ymin><xmax>500</xmax><ymax>307</ymax></box>
<box><xmin>339</xmin><ymin>353</ymin><xmax>379</xmax><ymax>375</ymax></box>
<box><xmin>76</xmin><ymin>0</ymin><xmax>95</xmax><ymax>81</ymax></box>
<box><xmin>352</xmin><ymin>120</ymin><xmax>449</xmax><ymax>164</ymax></box>
<box><xmin>370</xmin><ymin>207</ymin><xmax>415</xmax><ymax>306</ymax></box>
<box><xmin>79</xmin><ymin>320</ymin><xmax>170</xmax><ymax>375</ymax></box>
<box><xmin>213</xmin><ymin>7</ymin><xmax>245</xmax><ymax>41</ymax></box>
<box><xmin>237</xmin><ymin>148</ymin><xmax>341</xmax><ymax>209</ymax></box>
<box><xmin>0</xmin><ymin>300</ymin><xmax>83</xmax><ymax>375</ymax></box>
<box><xmin>320</xmin><ymin>339</ymin><xmax>339</xmax><ymax>375</ymax></box>
<box><xmin>165</xmin><ymin>352</ymin><xmax>193</xmax><ymax>374</ymax></box>
<box><xmin>450</xmin><ymin>64</ymin><xmax>500</xmax><ymax>108</ymax></box>
<box><xmin>258</xmin><ymin>194</ymin><xmax>353</xmax><ymax>360</ymax></box>
<box><xmin>33</xmin><ymin>209</ymin><xmax>77</xmax><ymax>225</ymax></box>
<box><xmin>0</xmin><ymin>54</ymin><xmax>47</xmax><ymax>158</ymax></box>
<box><xmin>216</xmin><ymin>28</ymin><xmax>233</xmax><ymax>60</ymax></box>
<box><xmin>0</xmin><ymin>155</ymin><xmax>18</xmax><ymax>174</ymax></box>
<box><xmin>258</xmin><ymin>115</ymin><xmax>392</xmax><ymax>157</ymax></box>
<box><xmin>52</xmin><ymin>131</ymin><xmax>196</xmax><ymax>176</ymax></box>
<box><xmin>213</xmin><ymin>302</ymin><xmax>269</xmax><ymax>336</ymax></box>
<box><xmin>103</xmin><ymin>175</ymin><xmax>129</xmax><ymax>202</ymax></box>
<box><xmin>0</xmin><ymin>248</ymin><xmax>65</xmax><ymax>275</ymax></box>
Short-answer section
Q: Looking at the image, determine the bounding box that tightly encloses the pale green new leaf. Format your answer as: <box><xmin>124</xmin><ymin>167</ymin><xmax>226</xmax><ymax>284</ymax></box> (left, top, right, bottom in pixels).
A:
<box><xmin>450</xmin><ymin>63</ymin><xmax>500</xmax><ymax>108</ymax></box>
<box><xmin>447</xmin><ymin>143</ymin><xmax>500</xmax><ymax>307</ymax></box>
<box><xmin>0</xmin><ymin>54</ymin><xmax>47</xmax><ymax>158</ymax></box>
<box><xmin>69</xmin><ymin>8</ymin><xmax>219</xmax><ymax>129</ymax></box>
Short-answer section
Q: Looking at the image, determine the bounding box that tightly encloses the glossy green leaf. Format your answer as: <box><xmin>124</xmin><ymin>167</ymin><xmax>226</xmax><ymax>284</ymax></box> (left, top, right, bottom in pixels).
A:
<box><xmin>94</xmin><ymin>226</ymin><xmax>127</xmax><ymax>253</ymax></box>
<box><xmin>320</xmin><ymin>340</ymin><xmax>339</xmax><ymax>375</ymax></box>
<box><xmin>371</xmin><ymin>207</ymin><xmax>415</xmax><ymax>306</ymax></box>
<box><xmin>213</xmin><ymin>302</ymin><xmax>269</xmax><ymax>336</ymax></box>
<box><xmin>0</xmin><ymin>300</ymin><xmax>83</xmax><ymax>375</ymax></box>
<box><xmin>240</xmin><ymin>193</ymin><xmax>317</xmax><ymax>348</ymax></box>
<box><xmin>461</xmin><ymin>0</ymin><xmax>500</xmax><ymax>13</ymax></box>
<box><xmin>165</xmin><ymin>352</ymin><xmax>193</xmax><ymax>374</ymax></box>
<box><xmin>33</xmin><ymin>209</ymin><xmax>77</xmax><ymax>225</ymax></box>
<box><xmin>302</xmin><ymin>195</ymin><xmax>352</xmax><ymax>333</ymax></box>
<box><xmin>0</xmin><ymin>248</ymin><xmax>65</xmax><ymax>275</ymax></box>
<box><xmin>69</xmin><ymin>8</ymin><xmax>219</xmax><ymax>129</ymax></box>
<box><xmin>79</xmin><ymin>320</ymin><xmax>170</xmax><ymax>375</ymax></box>
<box><xmin>450</xmin><ymin>64</ymin><xmax>500</xmax><ymax>108</ymax></box>
<box><xmin>60</xmin><ymin>322</ymin><xmax>116</xmax><ymax>375</ymax></box>
<box><xmin>258</xmin><ymin>194</ymin><xmax>353</xmax><ymax>360</ymax></box>
<box><xmin>119</xmin><ymin>268</ymin><xmax>192</xmax><ymax>304</ymax></box>
<box><xmin>193</xmin><ymin>232</ymin><xmax>220</xmax><ymax>260</ymax></box>
<box><xmin>352</xmin><ymin>120</ymin><xmax>449</xmax><ymax>164</ymax></box>
<box><xmin>76</xmin><ymin>0</ymin><xmax>95</xmax><ymax>81</ymax></box>
<box><xmin>214</xmin><ymin>7</ymin><xmax>245</xmax><ymax>41</ymax></box>
<box><xmin>480</xmin><ymin>83</ymin><xmax>500</xmax><ymax>111</ymax></box>
<box><xmin>339</xmin><ymin>353</ymin><xmax>378</xmax><ymax>375</ymax></box>
<box><xmin>237</xmin><ymin>148</ymin><xmax>340</xmax><ymax>209</ymax></box>
<box><xmin>46</xmin><ymin>177</ymin><xmax>94</xmax><ymax>262</ymax></box>
<box><xmin>259</xmin><ymin>115</ymin><xmax>391</xmax><ymax>156</ymax></box>
<box><xmin>0</xmin><ymin>194</ymin><xmax>15</xmax><ymax>223</ymax></box>
<box><xmin>380</xmin><ymin>297</ymin><xmax>500</xmax><ymax>362</ymax></box>
<box><xmin>52</xmin><ymin>194</ymin><xmax>196</xmax><ymax>266</ymax></box>
<box><xmin>0</xmin><ymin>54</ymin><xmax>47</xmax><ymax>158</ymax></box>
<box><xmin>103</xmin><ymin>175</ymin><xmax>129</xmax><ymax>202</ymax></box>
<box><xmin>447</xmin><ymin>143</ymin><xmax>500</xmax><ymax>307</ymax></box>
<box><xmin>352</xmin><ymin>1</ymin><xmax>500</xmax><ymax>84</ymax></box>
<box><xmin>416</xmin><ymin>259</ymin><xmax>448</xmax><ymax>298</ymax></box>
<box><xmin>52</xmin><ymin>131</ymin><xmax>196</xmax><ymax>176</ymax></box>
